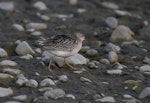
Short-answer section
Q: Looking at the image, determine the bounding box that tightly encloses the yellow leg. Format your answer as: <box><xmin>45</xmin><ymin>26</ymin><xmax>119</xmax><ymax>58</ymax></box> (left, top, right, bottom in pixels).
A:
<box><xmin>64</xmin><ymin>58</ymin><xmax>77</xmax><ymax>70</ymax></box>
<box><xmin>48</xmin><ymin>55</ymin><xmax>55</xmax><ymax>72</ymax></box>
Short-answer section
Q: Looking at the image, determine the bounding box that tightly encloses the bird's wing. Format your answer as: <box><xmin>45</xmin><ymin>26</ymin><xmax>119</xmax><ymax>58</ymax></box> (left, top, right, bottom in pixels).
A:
<box><xmin>43</xmin><ymin>35</ymin><xmax>78</xmax><ymax>51</ymax></box>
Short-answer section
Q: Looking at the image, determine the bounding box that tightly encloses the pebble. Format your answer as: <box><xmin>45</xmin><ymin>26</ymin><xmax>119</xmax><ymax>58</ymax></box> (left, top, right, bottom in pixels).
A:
<box><xmin>121</xmin><ymin>40</ymin><xmax>140</xmax><ymax>47</ymax></box>
<box><xmin>77</xmin><ymin>8</ymin><xmax>86</xmax><ymax>13</ymax></box>
<box><xmin>107</xmin><ymin>69</ymin><xmax>122</xmax><ymax>75</ymax></box>
<box><xmin>65</xmin><ymin>94</ymin><xmax>76</xmax><ymax>100</ymax></box>
<box><xmin>0</xmin><ymin>2</ymin><xmax>14</xmax><ymax>12</ymax></box>
<box><xmin>96</xmin><ymin>96</ymin><xmax>116</xmax><ymax>103</ymax></box>
<box><xmin>100</xmin><ymin>58</ymin><xmax>110</xmax><ymax>64</ymax></box>
<box><xmin>38</xmin><ymin>87</ymin><xmax>53</xmax><ymax>92</ymax></box>
<box><xmin>80</xmin><ymin>77</ymin><xmax>92</xmax><ymax>83</ymax></box>
<box><xmin>12</xmin><ymin>24</ymin><xmax>24</xmax><ymax>31</ymax></box>
<box><xmin>105</xmin><ymin>43</ymin><xmax>120</xmax><ymax>53</ymax></box>
<box><xmin>87</xmin><ymin>61</ymin><xmax>99</xmax><ymax>69</ymax></box>
<box><xmin>0</xmin><ymin>87</ymin><xmax>13</xmax><ymax>97</ymax></box>
<box><xmin>15</xmin><ymin>79</ymin><xmax>25</xmax><ymax>87</ymax></box>
<box><xmin>124</xmin><ymin>80</ymin><xmax>142</xmax><ymax>89</ymax></box>
<box><xmin>108</xmin><ymin>51</ymin><xmax>118</xmax><ymax>63</ymax></box>
<box><xmin>139</xmin><ymin>65</ymin><xmax>150</xmax><ymax>72</ymax></box>
<box><xmin>138</xmin><ymin>87</ymin><xmax>150</xmax><ymax>99</ymax></box>
<box><xmin>25</xmin><ymin>79</ymin><xmax>38</xmax><ymax>88</ymax></box>
<box><xmin>26</xmin><ymin>23</ymin><xmax>47</xmax><ymax>30</ymax></box>
<box><xmin>69</xmin><ymin>0</ymin><xmax>78</xmax><ymax>5</ymax></box>
<box><xmin>3</xmin><ymin>68</ymin><xmax>21</xmax><ymax>75</ymax></box>
<box><xmin>80</xmin><ymin>46</ymin><xmax>90</xmax><ymax>53</ymax></box>
<box><xmin>86</xmin><ymin>49</ymin><xmax>99</xmax><ymax>57</ymax></box>
<box><xmin>15</xmin><ymin>41</ymin><xmax>35</xmax><ymax>55</ymax></box>
<box><xmin>73</xmin><ymin>70</ymin><xmax>83</xmax><ymax>74</ymax></box>
<box><xmin>110</xmin><ymin>25</ymin><xmax>134</xmax><ymax>42</ymax></box>
<box><xmin>123</xmin><ymin>97</ymin><xmax>142</xmax><ymax>103</ymax></box>
<box><xmin>105</xmin><ymin>17</ymin><xmax>118</xmax><ymax>28</ymax></box>
<box><xmin>44</xmin><ymin>88</ymin><xmax>65</xmax><ymax>99</ymax></box>
<box><xmin>31</xmin><ymin>31</ymin><xmax>42</xmax><ymax>36</ymax></box>
<box><xmin>20</xmin><ymin>54</ymin><xmax>33</xmax><ymax>60</ymax></box>
<box><xmin>93</xmin><ymin>94</ymin><xmax>101</xmax><ymax>100</ymax></box>
<box><xmin>40</xmin><ymin>78</ymin><xmax>55</xmax><ymax>86</ymax></box>
<box><xmin>114</xmin><ymin>10</ymin><xmax>131</xmax><ymax>17</ymax></box>
<box><xmin>0</xmin><ymin>60</ymin><xmax>17</xmax><ymax>66</ymax></box>
<box><xmin>13</xmin><ymin>95</ymin><xmax>27</xmax><ymax>101</ymax></box>
<box><xmin>123</xmin><ymin>94</ymin><xmax>133</xmax><ymax>99</ymax></box>
<box><xmin>33</xmin><ymin>1</ymin><xmax>48</xmax><ymax>11</ymax></box>
<box><xmin>143</xmin><ymin>57</ymin><xmax>150</xmax><ymax>64</ymax></box>
<box><xmin>101</xmin><ymin>2</ymin><xmax>119</xmax><ymax>10</ymax></box>
<box><xmin>37</xmin><ymin>13</ymin><xmax>50</xmax><ymax>21</ymax></box>
<box><xmin>3</xmin><ymin>101</ymin><xmax>21</xmax><ymax>103</ymax></box>
<box><xmin>58</xmin><ymin>75</ymin><xmax>68</xmax><ymax>82</ymax></box>
<box><xmin>0</xmin><ymin>48</ymin><xmax>8</xmax><ymax>57</ymax></box>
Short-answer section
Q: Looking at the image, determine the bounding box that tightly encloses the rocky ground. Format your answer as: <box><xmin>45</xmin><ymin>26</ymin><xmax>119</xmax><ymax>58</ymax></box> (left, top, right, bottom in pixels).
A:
<box><xmin>0</xmin><ymin>0</ymin><xmax>150</xmax><ymax>103</ymax></box>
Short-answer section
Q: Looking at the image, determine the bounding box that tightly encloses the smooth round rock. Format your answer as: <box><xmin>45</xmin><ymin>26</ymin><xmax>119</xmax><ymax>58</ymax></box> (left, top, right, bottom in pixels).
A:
<box><xmin>12</xmin><ymin>24</ymin><xmax>24</xmax><ymax>31</ymax></box>
<box><xmin>0</xmin><ymin>87</ymin><xmax>13</xmax><ymax>97</ymax></box>
<box><xmin>0</xmin><ymin>2</ymin><xmax>15</xmax><ymax>12</ymax></box>
<box><xmin>33</xmin><ymin>1</ymin><xmax>47</xmax><ymax>11</ymax></box>
<box><xmin>139</xmin><ymin>65</ymin><xmax>150</xmax><ymax>72</ymax></box>
<box><xmin>0</xmin><ymin>60</ymin><xmax>17</xmax><ymax>66</ymax></box>
<box><xmin>58</xmin><ymin>75</ymin><xmax>68</xmax><ymax>82</ymax></box>
<box><xmin>86</xmin><ymin>49</ymin><xmax>99</xmax><ymax>57</ymax></box>
<box><xmin>110</xmin><ymin>25</ymin><xmax>134</xmax><ymax>42</ymax></box>
<box><xmin>25</xmin><ymin>79</ymin><xmax>38</xmax><ymax>88</ymax></box>
<box><xmin>105</xmin><ymin>17</ymin><xmax>118</xmax><ymax>28</ymax></box>
<box><xmin>44</xmin><ymin>88</ymin><xmax>65</xmax><ymax>99</ymax></box>
<box><xmin>3</xmin><ymin>68</ymin><xmax>21</xmax><ymax>75</ymax></box>
<box><xmin>13</xmin><ymin>95</ymin><xmax>27</xmax><ymax>101</ymax></box>
<box><xmin>101</xmin><ymin>2</ymin><xmax>119</xmax><ymax>10</ymax></box>
<box><xmin>105</xmin><ymin>43</ymin><xmax>120</xmax><ymax>53</ymax></box>
<box><xmin>40</xmin><ymin>78</ymin><xmax>55</xmax><ymax>86</ymax></box>
<box><xmin>108</xmin><ymin>51</ymin><xmax>118</xmax><ymax>63</ymax></box>
<box><xmin>96</xmin><ymin>96</ymin><xmax>116</xmax><ymax>103</ymax></box>
<box><xmin>15</xmin><ymin>41</ymin><xmax>35</xmax><ymax>55</ymax></box>
<box><xmin>0</xmin><ymin>48</ymin><xmax>8</xmax><ymax>57</ymax></box>
<box><xmin>139</xmin><ymin>87</ymin><xmax>150</xmax><ymax>99</ymax></box>
<box><xmin>26</xmin><ymin>23</ymin><xmax>47</xmax><ymax>30</ymax></box>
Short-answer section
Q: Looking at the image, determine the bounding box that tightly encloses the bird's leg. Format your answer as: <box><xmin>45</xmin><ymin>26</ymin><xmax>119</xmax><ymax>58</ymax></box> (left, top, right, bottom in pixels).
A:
<box><xmin>48</xmin><ymin>55</ymin><xmax>55</xmax><ymax>72</ymax></box>
<box><xmin>64</xmin><ymin>58</ymin><xmax>77</xmax><ymax>70</ymax></box>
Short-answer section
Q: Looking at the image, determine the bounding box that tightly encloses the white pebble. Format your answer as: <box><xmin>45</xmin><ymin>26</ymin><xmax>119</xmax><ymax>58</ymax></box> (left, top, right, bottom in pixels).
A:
<box><xmin>25</xmin><ymin>79</ymin><xmax>38</xmax><ymax>88</ymax></box>
<box><xmin>114</xmin><ymin>10</ymin><xmax>131</xmax><ymax>16</ymax></box>
<box><xmin>123</xmin><ymin>94</ymin><xmax>133</xmax><ymax>99</ymax></box>
<box><xmin>107</xmin><ymin>69</ymin><xmax>122</xmax><ymax>75</ymax></box>
<box><xmin>33</xmin><ymin>1</ymin><xmax>47</xmax><ymax>11</ymax></box>
<box><xmin>101</xmin><ymin>2</ymin><xmax>119</xmax><ymax>10</ymax></box>
<box><xmin>31</xmin><ymin>31</ymin><xmax>42</xmax><ymax>36</ymax></box>
<box><xmin>69</xmin><ymin>0</ymin><xmax>78</xmax><ymax>5</ymax></box>
<box><xmin>139</xmin><ymin>87</ymin><xmax>150</xmax><ymax>99</ymax></box>
<box><xmin>80</xmin><ymin>77</ymin><xmax>92</xmax><ymax>83</ymax></box>
<box><xmin>108</xmin><ymin>51</ymin><xmax>118</xmax><ymax>63</ymax></box>
<box><xmin>0</xmin><ymin>2</ymin><xmax>14</xmax><ymax>12</ymax></box>
<box><xmin>13</xmin><ymin>95</ymin><xmax>27</xmax><ymax>101</ymax></box>
<box><xmin>0</xmin><ymin>73</ymin><xmax>14</xmax><ymax>80</ymax></box>
<box><xmin>105</xmin><ymin>43</ymin><xmax>120</xmax><ymax>53</ymax></box>
<box><xmin>12</xmin><ymin>24</ymin><xmax>24</xmax><ymax>31</ymax></box>
<box><xmin>40</xmin><ymin>78</ymin><xmax>55</xmax><ymax>86</ymax></box>
<box><xmin>15</xmin><ymin>41</ymin><xmax>35</xmax><ymax>55</ymax></box>
<box><xmin>139</xmin><ymin>65</ymin><xmax>150</xmax><ymax>72</ymax></box>
<box><xmin>3</xmin><ymin>68</ymin><xmax>21</xmax><ymax>75</ymax></box>
<box><xmin>0</xmin><ymin>60</ymin><xmax>17</xmax><ymax>66</ymax></box>
<box><xmin>38</xmin><ymin>87</ymin><xmax>53</xmax><ymax>92</ymax></box>
<box><xmin>3</xmin><ymin>101</ymin><xmax>21</xmax><ymax>103</ymax></box>
<box><xmin>96</xmin><ymin>96</ymin><xmax>116</xmax><ymax>103</ymax></box>
<box><xmin>0</xmin><ymin>48</ymin><xmax>8</xmax><ymax>57</ymax></box>
<box><xmin>0</xmin><ymin>87</ymin><xmax>13</xmax><ymax>97</ymax></box>
<box><xmin>65</xmin><ymin>94</ymin><xmax>76</xmax><ymax>99</ymax></box>
<box><xmin>58</xmin><ymin>75</ymin><xmax>68</xmax><ymax>82</ymax></box>
<box><xmin>26</xmin><ymin>23</ymin><xmax>47</xmax><ymax>30</ymax></box>
<box><xmin>105</xmin><ymin>17</ymin><xmax>118</xmax><ymax>28</ymax></box>
<box><xmin>20</xmin><ymin>54</ymin><xmax>33</xmax><ymax>60</ymax></box>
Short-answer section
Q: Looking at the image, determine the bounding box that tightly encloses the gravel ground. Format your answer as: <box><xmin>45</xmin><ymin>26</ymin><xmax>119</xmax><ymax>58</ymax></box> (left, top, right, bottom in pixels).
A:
<box><xmin>0</xmin><ymin>0</ymin><xmax>150</xmax><ymax>103</ymax></box>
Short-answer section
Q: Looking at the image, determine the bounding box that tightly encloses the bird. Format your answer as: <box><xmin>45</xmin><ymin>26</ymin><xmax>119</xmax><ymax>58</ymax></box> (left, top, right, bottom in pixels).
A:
<box><xmin>43</xmin><ymin>33</ymin><xmax>85</xmax><ymax>71</ymax></box>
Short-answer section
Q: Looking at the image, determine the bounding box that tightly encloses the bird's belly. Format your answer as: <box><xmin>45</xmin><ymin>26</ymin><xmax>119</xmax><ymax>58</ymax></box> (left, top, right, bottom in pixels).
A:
<box><xmin>50</xmin><ymin>50</ymin><xmax>76</xmax><ymax>57</ymax></box>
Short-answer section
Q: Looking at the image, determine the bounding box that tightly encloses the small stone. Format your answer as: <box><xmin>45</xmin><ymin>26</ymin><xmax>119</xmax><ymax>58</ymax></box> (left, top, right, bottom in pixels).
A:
<box><xmin>110</xmin><ymin>25</ymin><xmax>134</xmax><ymax>42</ymax></box>
<box><xmin>107</xmin><ymin>69</ymin><xmax>122</xmax><ymax>75</ymax></box>
<box><xmin>80</xmin><ymin>46</ymin><xmax>90</xmax><ymax>53</ymax></box>
<box><xmin>80</xmin><ymin>77</ymin><xmax>92</xmax><ymax>83</ymax></box>
<box><xmin>108</xmin><ymin>51</ymin><xmax>118</xmax><ymax>63</ymax></box>
<box><xmin>88</xmin><ymin>61</ymin><xmax>99</xmax><ymax>69</ymax></box>
<box><xmin>123</xmin><ymin>97</ymin><xmax>142</xmax><ymax>103</ymax></box>
<box><xmin>35</xmin><ymin>48</ymin><xmax>42</xmax><ymax>54</ymax></box>
<box><xmin>37</xmin><ymin>13</ymin><xmax>50</xmax><ymax>21</ymax></box>
<box><xmin>105</xmin><ymin>17</ymin><xmax>118</xmax><ymax>28</ymax></box>
<box><xmin>15</xmin><ymin>79</ymin><xmax>24</xmax><ymax>87</ymax></box>
<box><xmin>114</xmin><ymin>10</ymin><xmax>131</xmax><ymax>17</ymax></box>
<box><xmin>101</xmin><ymin>2</ymin><xmax>119</xmax><ymax>10</ymax></box>
<box><xmin>25</xmin><ymin>79</ymin><xmax>38</xmax><ymax>88</ymax></box>
<box><xmin>93</xmin><ymin>94</ymin><xmax>101</xmax><ymax>100</ymax></box>
<box><xmin>0</xmin><ymin>48</ymin><xmax>8</xmax><ymax>57</ymax></box>
<box><xmin>17</xmin><ymin>74</ymin><xmax>28</xmax><ymax>81</ymax></box>
<box><xmin>86</xmin><ymin>49</ymin><xmax>99</xmax><ymax>57</ymax></box>
<box><xmin>31</xmin><ymin>31</ymin><xmax>42</xmax><ymax>36</ymax></box>
<box><xmin>124</xmin><ymin>80</ymin><xmax>142</xmax><ymax>88</ymax></box>
<box><xmin>96</xmin><ymin>96</ymin><xmax>116</xmax><ymax>103</ymax></box>
<box><xmin>0</xmin><ymin>73</ymin><xmax>14</xmax><ymax>83</ymax></box>
<box><xmin>65</xmin><ymin>94</ymin><xmax>76</xmax><ymax>99</ymax></box>
<box><xmin>12</xmin><ymin>24</ymin><xmax>24</xmax><ymax>31</ymax></box>
<box><xmin>121</xmin><ymin>40</ymin><xmax>140</xmax><ymax>47</ymax></box>
<box><xmin>44</xmin><ymin>88</ymin><xmax>65</xmax><ymax>99</ymax></box>
<box><xmin>33</xmin><ymin>1</ymin><xmax>47</xmax><ymax>11</ymax></box>
<box><xmin>58</xmin><ymin>75</ymin><xmax>68</xmax><ymax>82</ymax></box>
<box><xmin>0</xmin><ymin>87</ymin><xmax>13</xmax><ymax>97</ymax></box>
<box><xmin>143</xmin><ymin>57</ymin><xmax>150</xmax><ymax>64</ymax></box>
<box><xmin>40</xmin><ymin>78</ymin><xmax>55</xmax><ymax>86</ymax></box>
<box><xmin>139</xmin><ymin>87</ymin><xmax>150</xmax><ymax>99</ymax></box>
<box><xmin>0</xmin><ymin>60</ymin><xmax>17</xmax><ymax>66</ymax></box>
<box><xmin>26</xmin><ymin>23</ymin><xmax>47</xmax><ymax>30</ymax></box>
<box><xmin>38</xmin><ymin>87</ymin><xmax>53</xmax><ymax>92</ymax></box>
<box><xmin>139</xmin><ymin>65</ymin><xmax>150</xmax><ymax>72</ymax></box>
<box><xmin>73</xmin><ymin>71</ymin><xmax>83</xmax><ymax>74</ymax></box>
<box><xmin>123</xmin><ymin>94</ymin><xmax>133</xmax><ymax>99</ymax></box>
<box><xmin>15</xmin><ymin>41</ymin><xmax>35</xmax><ymax>55</ymax></box>
<box><xmin>13</xmin><ymin>95</ymin><xmax>27</xmax><ymax>101</ymax></box>
<box><xmin>3</xmin><ymin>68</ymin><xmax>21</xmax><ymax>75</ymax></box>
<box><xmin>100</xmin><ymin>59</ymin><xmax>110</xmax><ymax>64</ymax></box>
<box><xmin>69</xmin><ymin>0</ymin><xmax>78</xmax><ymax>5</ymax></box>
<box><xmin>3</xmin><ymin>101</ymin><xmax>21</xmax><ymax>103</ymax></box>
<box><xmin>91</xmin><ymin>41</ymin><xmax>103</xmax><ymax>47</ymax></box>
<box><xmin>77</xmin><ymin>8</ymin><xmax>86</xmax><ymax>13</ymax></box>
<box><xmin>0</xmin><ymin>2</ymin><xmax>14</xmax><ymax>12</ymax></box>
<box><xmin>20</xmin><ymin>54</ymin><xmax>33</xmax><ymax>60</ymax></box>
<box><xmin>105</xmin><ymin>43</ymin><xmax>120</xmax><ymax>53</ymax></box>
